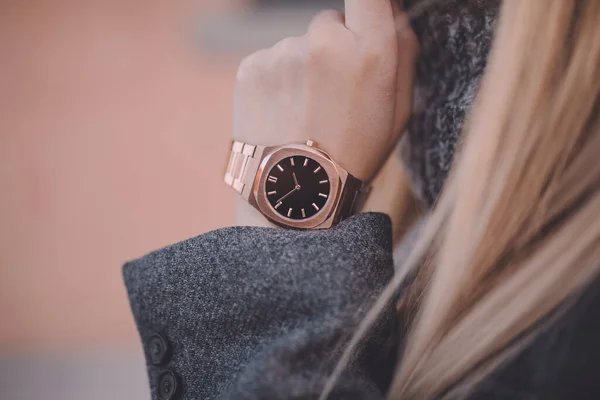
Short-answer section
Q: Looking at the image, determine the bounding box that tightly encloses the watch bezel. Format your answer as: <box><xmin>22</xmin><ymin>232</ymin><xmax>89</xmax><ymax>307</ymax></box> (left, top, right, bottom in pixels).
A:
<box><xmin>253</xmin><ymin>144</ymin><xmax>344</xmax><ymax>229</ymax></box>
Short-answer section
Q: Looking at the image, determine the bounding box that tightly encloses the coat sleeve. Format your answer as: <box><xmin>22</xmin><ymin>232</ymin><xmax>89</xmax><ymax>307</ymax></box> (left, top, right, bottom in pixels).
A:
<box><xmin>123</xmin><ymin>213</ymin><xmax>398</xmax><ymax>400</ymax></box>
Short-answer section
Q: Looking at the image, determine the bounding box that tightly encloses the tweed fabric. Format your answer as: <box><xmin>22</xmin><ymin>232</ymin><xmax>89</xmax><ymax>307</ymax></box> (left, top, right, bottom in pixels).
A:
<box><xmin>124</xmin><ymin>214</ymin><xmax>397</xmax><ymax>400</ymax></box>
<box><xmin>124</xmin><ymin>212</ymin><xmax>600</xmax><ymax>400</ymax></box>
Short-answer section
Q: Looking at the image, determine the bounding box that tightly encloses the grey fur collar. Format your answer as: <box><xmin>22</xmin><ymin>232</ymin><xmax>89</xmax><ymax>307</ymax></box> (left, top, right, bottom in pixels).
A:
<box><xmin>401</xmin><ymin>0</ymin><xmax>500</xmax><ymax>206</ymax></box>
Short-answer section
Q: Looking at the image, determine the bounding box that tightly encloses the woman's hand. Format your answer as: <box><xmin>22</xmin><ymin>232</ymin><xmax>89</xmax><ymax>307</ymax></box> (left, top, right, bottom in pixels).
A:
<box><xmin>234</xmin><ymin>0</ymin><xmax>419</xmax><ymax>183</ymax></box>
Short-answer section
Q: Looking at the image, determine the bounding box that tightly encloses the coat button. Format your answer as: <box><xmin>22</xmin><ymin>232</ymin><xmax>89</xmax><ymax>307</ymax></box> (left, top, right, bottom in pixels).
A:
<box><xmin>148</xmin><ymin>333</ymin><xmax>171</xmax><ymax>366</ymax></box>
<box><xmin>157</xmin><ymin>370</ymin><xmax>180</xmax><ymax>400</ymax></box>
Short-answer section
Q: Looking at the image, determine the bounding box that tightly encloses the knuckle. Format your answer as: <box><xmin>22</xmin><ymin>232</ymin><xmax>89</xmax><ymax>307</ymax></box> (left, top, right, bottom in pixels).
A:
<box><xmin>273</xmin><ymin>36</ymin><xmax>295</xmax><ymax>53</ymax></box>
<box><xmin>360</xmin><ymin>28</ymin><xmax>400</xmax><ymax>65</ymax></box>
<box><xmin>236</xmin><ymin>52</ymin><xmax>264</xmax><ymax>82</ymax></box>
<box><xmin>356</xmin><ymin>35</ymin><xmax>396</xmax><ymax>68</ymax></box>
<box><xmin>306</xmin><ymin>33</ymin><xmax>333</xmax><ymax>65</ymax></box>
<box><xmin>308</xmin><ymin>9</ymin><xmax>342</xmax><ymax>32</ymax></box>
<box><xmin>274</xmin><ymin>37</ymin><xmax>305</xmax><ymax>67</ymax></box>
<box><xmin>360</xmin><ymin>45</ymin><xmax>392</xmax><ymax>69</ymax></box>
<box><xmin>236</xmin><ymin>55</ymin><xmax>256</xmax><ymax>82</ymax></box>
<box><xmin>308</xmin><ymin>10</ymin><xmax>326</xmax><ymax>28</ymax></box>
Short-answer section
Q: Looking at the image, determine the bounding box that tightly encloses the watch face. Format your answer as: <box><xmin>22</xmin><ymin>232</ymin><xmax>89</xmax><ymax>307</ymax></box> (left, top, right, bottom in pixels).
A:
<box><xmin>265</xmin><ymin>156</ymin><xmax>331</xmax><ymax>220</ymax></box>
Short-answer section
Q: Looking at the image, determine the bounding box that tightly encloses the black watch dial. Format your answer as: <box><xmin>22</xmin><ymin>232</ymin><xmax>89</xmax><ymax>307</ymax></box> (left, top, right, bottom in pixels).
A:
<box><xmin>265</xmin><ymin>156</ymin><xmax>331</xmax><ymax>220</ymax></box>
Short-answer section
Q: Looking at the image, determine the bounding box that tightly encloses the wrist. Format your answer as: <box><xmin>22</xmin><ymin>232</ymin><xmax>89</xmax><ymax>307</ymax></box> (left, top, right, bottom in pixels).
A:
<box><xmin>227</xmin><ymin>139</ymin><xmax>374</xmax><ymax>230</ymax></box>
<box><xmin>235</xmin><ymin>135</ymin><xmax>381</xmax><ymax>184</ymax></box>
<box><xmin>236</xmin><ymin>198</ymin><xmax>278</xmax><ymax>228</ymax></box>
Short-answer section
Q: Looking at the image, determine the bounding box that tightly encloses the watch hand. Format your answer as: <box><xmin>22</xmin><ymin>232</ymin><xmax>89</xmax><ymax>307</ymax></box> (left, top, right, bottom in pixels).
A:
<box><xmin>276</xmin><ymin>187</ymin><xmax>298</xmax><ymax>204</ymax></box>
<box><xmin>293</xmin><ymin>173</ymin><xmax>300</xmax><ymax>187</ymax></box>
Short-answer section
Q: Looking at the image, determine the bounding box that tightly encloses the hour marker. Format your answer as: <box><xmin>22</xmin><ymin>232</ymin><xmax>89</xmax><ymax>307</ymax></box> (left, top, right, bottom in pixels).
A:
<box><xmin>301</xmin><ymin>208</ymin><xmax>306</xmax><ymax>218</ymax></box>
<box><xmin>318</xmin><ymin>193</ymin><xmax>328</xmax><ymax>198</ymax></box>
<box><xmin>312</xmin><ymin>203</ymin><xmax>320</xmax><ymax>211</ymax></box>
<box><xmin>277</xmin><ymin>164</ymin><xmax>284</xmax><ymax>172</ymax></box>
<box><xmin>268</xmin><ymin>176</ymin><xmax>278</xmax><ymax>183</ymax></box>
<box><xmin>287</xmin><ymin>208</ymin><xmax>293</xmax><ymax>217</ymax></box>
<box><xmin>290</xmin><ymin>158</ymin><xmax>295</xmax><ymax>167</ymax></box>
<box><xmin>319</xmin><ymin>180</ymin><xmax>329</xmax><ymax>184</ymax></box>
<box><xmin>303</xmin><ymin>158</ymin><xmax>309</xmax><ymax>167</ymax></box>
<box><xmin>268</xmin><ymin>191</ymin><xmax>277</xmax><ymax>196</ymax></box>
<box><xmin>275</xmin><ymin>202</ymin><xmax>283</xmax><ymax>209</ymax></box>
<box><xmin>314</xmin><ymin>166</ymin><xmax>322</xmax><ymax>174</ymax></box>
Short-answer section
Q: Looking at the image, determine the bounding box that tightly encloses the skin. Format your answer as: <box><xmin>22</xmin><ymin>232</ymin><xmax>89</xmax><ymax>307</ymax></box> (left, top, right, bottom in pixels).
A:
<box><xmin>234</xmin><ymin>0</ymin><xmax>419</xmax><ymax>227</ymax></box>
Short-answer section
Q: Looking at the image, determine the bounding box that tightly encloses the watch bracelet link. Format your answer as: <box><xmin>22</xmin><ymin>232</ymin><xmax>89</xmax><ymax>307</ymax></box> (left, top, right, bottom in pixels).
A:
<box><xmin>224</xmin><ymin>140</ymin><xmax>259</xmax><ymax>195</ymax></box>
<box><xmin>224</xmin><ymin>140</ymin><xmax>368</xmax><ymax>216</ymax></box>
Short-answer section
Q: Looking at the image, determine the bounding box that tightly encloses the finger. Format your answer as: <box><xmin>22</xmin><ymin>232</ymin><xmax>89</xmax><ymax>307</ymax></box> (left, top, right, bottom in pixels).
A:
<box><xmin>392</xmin><ymin>4</ymin><xmax>420</xmax><ymax>133</ymax></box>
<box><xmin>344</xmin><ymin>0</ymin><xmax>395</xmax><ymax>36</ymax></box>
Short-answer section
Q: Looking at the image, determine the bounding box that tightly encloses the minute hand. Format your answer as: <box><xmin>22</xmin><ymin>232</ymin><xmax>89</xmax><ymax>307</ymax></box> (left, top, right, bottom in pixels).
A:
<box><xmin>276</xmin><ymin>187</ymin><xmax>298</xmax><ymax>204</ymax></box>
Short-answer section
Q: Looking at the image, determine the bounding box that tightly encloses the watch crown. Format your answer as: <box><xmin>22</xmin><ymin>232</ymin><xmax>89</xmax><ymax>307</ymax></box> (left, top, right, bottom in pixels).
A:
<box><xmin>306</xmin><ymin>140</ymin><xmax>316</xmax><ymax>147</ymax></box>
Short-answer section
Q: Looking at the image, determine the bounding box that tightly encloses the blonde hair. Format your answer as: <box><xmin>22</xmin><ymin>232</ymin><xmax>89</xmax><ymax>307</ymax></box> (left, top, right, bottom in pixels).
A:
<box><xmin>323</xmin><ymin>0</ymin><xmax>600</xmax><ymax>398</ymax></box>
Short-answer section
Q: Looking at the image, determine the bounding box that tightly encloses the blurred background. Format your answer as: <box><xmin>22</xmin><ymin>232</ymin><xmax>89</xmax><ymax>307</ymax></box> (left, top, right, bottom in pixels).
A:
<box><xmin>0</xmin><ymin>0</ymin><xmax>342</xmax><ymax>398</ymax></box>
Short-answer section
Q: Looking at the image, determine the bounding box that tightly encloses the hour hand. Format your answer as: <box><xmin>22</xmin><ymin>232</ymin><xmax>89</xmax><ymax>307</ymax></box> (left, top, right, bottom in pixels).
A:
<box><xmin>292</xmin><ymin>172</ymin><xmax>300</xmax><ymax>188</ymax></box>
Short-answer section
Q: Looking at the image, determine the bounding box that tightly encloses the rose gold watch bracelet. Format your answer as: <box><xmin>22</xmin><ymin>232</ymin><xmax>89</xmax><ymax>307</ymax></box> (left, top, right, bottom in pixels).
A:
<box><xmin>224</xmin><ymin>140</ymin><xmax>369</xmax><ymax>221</ymax></box>
<box><xmin>224</xmin><ymin>141</ymin><xmax>263</xmax><ymax>195</ymax></box>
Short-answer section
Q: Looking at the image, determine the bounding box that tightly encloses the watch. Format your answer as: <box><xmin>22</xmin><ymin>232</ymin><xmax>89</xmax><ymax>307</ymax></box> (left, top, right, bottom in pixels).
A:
<box><xmin>224</xmin><ymin>139</ymin><xmax>369</xmax><ymax>229</ymax></box>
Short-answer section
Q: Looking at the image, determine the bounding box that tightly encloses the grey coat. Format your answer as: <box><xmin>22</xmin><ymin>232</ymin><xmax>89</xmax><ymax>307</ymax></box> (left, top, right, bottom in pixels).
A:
<box><xmin>124</xmin><ymin>0</ymin><xmax>600</xmax><ymax>399</ymax></box>
<box><xmin>124</xmin><ymin>213</ymin><xmax>600</xmax><ymax>400</ymax></box>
